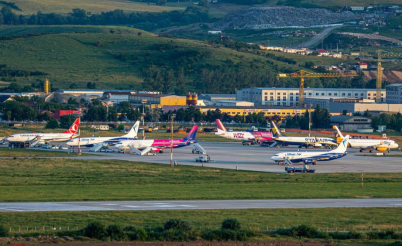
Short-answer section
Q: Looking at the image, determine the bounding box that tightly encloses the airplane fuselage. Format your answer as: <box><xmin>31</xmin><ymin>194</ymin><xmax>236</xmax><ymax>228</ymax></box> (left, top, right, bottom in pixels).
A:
<box><xmin>7</xmin><ymin>133</ymin><xmax>76</xmax><ymax>142</ymax></box>
<box><xmin>271</xmin><ymin>150</ymin><xmax>346</xmax><ymax>163</ymax></box>
<box><xmin>114</xmin><ymin>138</ymin><xmax>196</xmax><ymax>150</ymax></box>
<box><xmin>215</xmin><ymin>131</ymin><xmax>273</xmax><ymax>141</ymax></box>
<box><xmin>274</xmin><ymin>137</ymin><xmax>335</xmax><ymax>147</ymax></box>
<box><xmin>347</xmin><ymin>139</ymin><xmax>399</xmax><ymax>149</ymax></box>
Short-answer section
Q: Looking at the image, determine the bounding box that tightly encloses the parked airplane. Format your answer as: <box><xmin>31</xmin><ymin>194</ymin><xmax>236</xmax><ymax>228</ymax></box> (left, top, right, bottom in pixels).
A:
<box><xmin>113</xmin><ymin>125</ymin><xmax>201</xmax><ymax>155</ymax></box>
<box><xmin>333</xmin><ymin>125</ymin><xmax>398</xmax><ymax>153</ymax></box>
<box><xmin>214</xmin><ymin>119</ymin><xmax>273</xmax><ymax>142</ymax></box>
<box><xmin>271</xmin><ymin>135</ymin><xmax>350</xmax><ymax>165</ymax></box>
<box><xmin>271</xmin><ymin>121</ymin><xmax>337</xmax><ymax>148</ymax></box>
<box><xmin>66</xmin><ymin>121</ymin><xmax>140</xmax><ymax>148</ymax></box>
<box><xmin>6</xmin><ymin>118</ymin><xmax>80</xmax><ymax>144</ymax></box>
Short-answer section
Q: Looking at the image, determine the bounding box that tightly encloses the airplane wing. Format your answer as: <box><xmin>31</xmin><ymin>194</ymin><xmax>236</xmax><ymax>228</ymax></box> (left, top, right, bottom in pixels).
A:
<box><xmin>318</xmin><ymin>141</ymin><xmax>338</xmax><ymax>147</ymax></box>
<box><xmin>128</xmin><ymin>145</ymin><xmax>153</xmax><ymax>156</ymax></box>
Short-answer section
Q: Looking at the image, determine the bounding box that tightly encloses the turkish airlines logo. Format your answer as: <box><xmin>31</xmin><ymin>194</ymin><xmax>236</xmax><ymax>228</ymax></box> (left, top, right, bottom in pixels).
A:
<box><xmin>70</xmin><ymin>123</ymin><xmax>78</xmax><ymax>133</ymax></box>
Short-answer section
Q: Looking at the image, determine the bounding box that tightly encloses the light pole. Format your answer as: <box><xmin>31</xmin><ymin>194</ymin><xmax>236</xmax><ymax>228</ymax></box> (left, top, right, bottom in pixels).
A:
<box><xmin>170</xmin><ymin>114</ymin><xmax>176</xmax><ymax>167</ymax></box>
<box><xmin>141</xmin><ymin>99</ymin><xmax>147</xmax><ymax>139</ymax></box>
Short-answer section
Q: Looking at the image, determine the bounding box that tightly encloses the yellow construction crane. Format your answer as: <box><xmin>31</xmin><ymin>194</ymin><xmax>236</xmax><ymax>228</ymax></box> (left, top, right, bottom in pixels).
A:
<box><xmin>376</xmin><ymin>50</ymin><xmax>382</xmax><ymax>103</ymax></box>
<box><xmin>277</xmin><ymin>70</ymin><xmax>358</xmax><ymax>106</ymax></box>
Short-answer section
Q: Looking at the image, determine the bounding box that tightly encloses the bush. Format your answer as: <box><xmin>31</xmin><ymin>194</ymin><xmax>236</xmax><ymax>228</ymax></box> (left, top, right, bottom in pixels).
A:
<box><xmin>117</xmin><ymin>124</ymin><xmax>124</xmax><ymax>131</ymax></box>
<box><xmin>164</xmin><ymin>219</ymin><xmax>192</xmax><ymax>232</ymax></box>
<box><xmin>136</xmin><ymin>228</ymin><xmax>148</xmax><ymax>241</ymax></box>
<box><xmin>0</xmin><ymin>225</ymin><xmax>8</xmax><ymax>237</ymax></box>
<box><xmin>221</xmin><ymin>218</ymin><xmax>241</xmax><ymax>231</ymax></box>
<box><xmin>106</xmin><ymin>224</ymin><xmax>126</xmax><ymax>240</ymax></box>
<box><xmin>45</xmin><ymin>119</ymin><xmax>59</xmax><ymax>129</ymax></box>
<box><xmin>84</xmin><ymin>222</ymin><xmax>106</xmax><ymax>239</ymax></box>
<box><xmin>348</xmin><ymin>230</ymin><xmax>365</xmax><ymax>239</ymax></box>
<box><xmin>202</xmin><ymin>229</ymin><xmax>253</xmax><ymax>241</ymax></box>
<box><xmin>293</xmin><ymin>225</ymin><xmax>320</xmax><ymax>238</ymax></box>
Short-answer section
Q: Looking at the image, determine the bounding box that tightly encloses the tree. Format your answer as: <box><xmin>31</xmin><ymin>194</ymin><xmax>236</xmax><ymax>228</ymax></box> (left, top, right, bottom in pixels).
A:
<box><xmin>60</xmin><ymin>115</ymin><xmax>75</xmax><ymax>129</ymax></box>
<box><xmin>84</xmin><ymin>222</ymin><xmax>106</xmax><ymax>239</ymax></box>
<box><xmin>221</xmin><ymin>219</ymin><xmax>241</xmax><ymax>231</ymax></box>
<box><xmin>198</xmin><ymin>0</ymin><xmax>209</xmax><ymax>7</ymax></box>
<box><xmin>148</xmin><ymin>108</ymin><xmax>161</xmax><ymax>122</ymax></box>
<box><xmin>69</xmin><ymin>83</ymin><xmax>78</xmax><ymax>89</ymax></box>
<box><xmin>68</xmin><ymin>97</ymin><xmax>78</xmax><ymax>105</ymax></box>
<box><xmin>45</xmin><ymin>119</ymin><xmax>59</xmax><ymax>129</ymax></box>
<box><xmin>342</xmin><ymin>110</ymin><xmax>348</xmax><ymax>115</ymax></box>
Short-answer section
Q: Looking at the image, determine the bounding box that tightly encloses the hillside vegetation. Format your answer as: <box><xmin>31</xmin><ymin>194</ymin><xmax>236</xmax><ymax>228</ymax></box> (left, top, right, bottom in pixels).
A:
<box><xmin>0</xmin><ymin>25</ymin><xmax>301</xmax><ymax>92</ymax></box>
<box><xmin>4</xmin><ymin>0</ymin><xmax>182</xmax><ymax>15</ymax></box>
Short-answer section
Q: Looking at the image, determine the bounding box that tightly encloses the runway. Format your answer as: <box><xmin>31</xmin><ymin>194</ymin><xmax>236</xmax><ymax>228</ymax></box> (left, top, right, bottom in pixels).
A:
<box><xmin>69</xmin><ymin>142</ymin><xmax>402</xmax><ymax>173</ymax></box>
<box><xmin>1</xmin><ymin>198</ymin><xmax>402</xmax><ymax>212</ymax></box>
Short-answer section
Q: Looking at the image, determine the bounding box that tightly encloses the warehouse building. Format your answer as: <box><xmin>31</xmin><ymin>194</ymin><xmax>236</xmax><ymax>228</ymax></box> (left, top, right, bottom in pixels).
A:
<box><xmin>330</xmin><ymin>116</ymin><xmax>372</xmax><ymax>131</ymax></box>
<box><xmin>129</xmin><ymin>94</ymin><xmax>187</xmax><ymax>108</ymax></box>
<box><xmin>198</xmin><ymin>106</ymin><xmax>309</xmax><ymax>119</ymax></box>
<box><xmin>236</xmin><ymin>87</ymin><xmax>386</xmax><ymax>106</ymax></box>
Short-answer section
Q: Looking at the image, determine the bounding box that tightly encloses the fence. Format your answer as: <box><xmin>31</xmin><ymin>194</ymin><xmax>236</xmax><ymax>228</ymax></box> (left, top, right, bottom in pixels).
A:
<box><xmin>6</xmin><ymin>225</ymin><xmax>402</xmax><ymax>234</ymax></box>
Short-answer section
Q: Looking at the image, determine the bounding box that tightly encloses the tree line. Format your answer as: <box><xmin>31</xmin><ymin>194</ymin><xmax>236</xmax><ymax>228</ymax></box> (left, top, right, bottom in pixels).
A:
<box><xmin>0</xmin><ymin>6</ymin><xmax>208</xmax><ymax>31</ymax></box>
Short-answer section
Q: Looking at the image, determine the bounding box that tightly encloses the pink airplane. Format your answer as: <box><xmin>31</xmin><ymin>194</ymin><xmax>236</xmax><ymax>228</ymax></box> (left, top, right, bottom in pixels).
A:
<box><xmin>214</xmin><ymin>119</ymin><xmax>273</xmax><ymax>142</ymax></box>
<box><xmin>113</xmin><ymin>126</ymin><xmax>199</xmax><ymax>155</ymax></box>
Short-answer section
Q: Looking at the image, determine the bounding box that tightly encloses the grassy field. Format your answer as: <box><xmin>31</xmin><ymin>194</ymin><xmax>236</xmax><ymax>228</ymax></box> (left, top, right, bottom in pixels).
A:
<box><xmin>5</xmin><ymin>0</ymin><xmax>182</xmax><ymax>15</ymax></box>
<box><xmin>0</xmin><ymin>25</ymin><xmax>297</xmax><ymax>89</ymax></box>
<box><xmin>0</xmin><ymin>148</ymin><xmax>88</xmax><ymax>157</ymax></box>
<box><xmin>1</xmin><ymin>208</ymin><xmax>401</xmax><ymax>231</ymax></box>
<box><xmin>1</xmin><ymin>158</ymin><xmax>402</xmax><ymax>202</ymax></box>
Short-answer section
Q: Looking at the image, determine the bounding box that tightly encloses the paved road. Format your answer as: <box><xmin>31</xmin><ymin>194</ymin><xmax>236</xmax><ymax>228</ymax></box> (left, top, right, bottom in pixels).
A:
<box><xmin>294</xmin><ymin>26</ymin><xmax>340</xmax><ymax>48</ymax></box>
<box><xmin>1</xmin><ymin>198</ymin><xmax>401</xmax><ymax>212</ymax></box>
<box><xmin>69</xmin><ymin>142</ymin><xmax>402</xmax><ymax>174</ymax></box>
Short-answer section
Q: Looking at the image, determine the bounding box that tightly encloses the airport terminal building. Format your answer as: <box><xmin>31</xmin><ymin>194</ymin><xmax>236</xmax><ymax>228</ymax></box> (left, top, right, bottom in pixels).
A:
<box><xmin>236</xmin><ymin>88</ymin><xmax>386</xmax><ymax>106</ymax></box>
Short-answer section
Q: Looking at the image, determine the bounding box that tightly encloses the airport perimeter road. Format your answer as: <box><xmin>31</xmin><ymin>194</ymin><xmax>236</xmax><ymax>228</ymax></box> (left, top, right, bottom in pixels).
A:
<box><xmin>72</xmin><ymin>142</ymin><xmax>402</xmax><ymax>174</ymax></box>
<box><xmin>1</xmin><ymin>199</ymin><xmax>402</xmax><ymax>212</ymax></box>
<box><xmin>294</xmin><ymin>26</ymin><xmax>340</xmax><ymax>48</ymax></box>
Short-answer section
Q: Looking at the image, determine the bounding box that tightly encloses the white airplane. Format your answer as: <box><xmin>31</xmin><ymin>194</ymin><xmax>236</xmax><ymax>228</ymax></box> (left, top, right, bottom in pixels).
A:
<box><xmin>271</xmin><ymin>135</ymin><xmax>350</xmax><ymax>165</ymax></box>
<box><xmin>6</xmin><ymin>118</ymin><xmax>80</xmax><ymax>143</ymax></box>
<box><xmin>214</xmin><ymin>119</ymin><xmax>274</xmax><ymax>142</ymax></box>
<box><xmin>333</xmin><ymin>125</ymin><xmax>398</xmax><ymax>153</ymax></box>
<box><xmin>66</xmin><ymin>121</ymin><xmax>140</xmax><ymax>147</ymax></box>
<box><xmin>271</xmin><ymin>121</ymin><xmax>337</xmax><ymax>149</ymax></box>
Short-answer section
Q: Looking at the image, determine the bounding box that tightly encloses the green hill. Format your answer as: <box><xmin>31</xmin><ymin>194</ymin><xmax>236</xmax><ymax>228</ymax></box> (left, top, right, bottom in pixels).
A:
<box><xmin>0</xmin><ymin>25</ymin><xmax>301</xmax><ymax>93</ymax></box>
<box><xmin>3</xmin><ymin>0</ymin><xmax>183</xmax><ymax>15</ymax></box>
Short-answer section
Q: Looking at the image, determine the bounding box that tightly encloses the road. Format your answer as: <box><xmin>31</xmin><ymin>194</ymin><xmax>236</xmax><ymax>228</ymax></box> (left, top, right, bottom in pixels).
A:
<box><xmin>1</xmin><ymin>198</ymin><xmax>401</xmax><ymax>212</ymax></box>
<box><xmin>294</xmin><ymin>26</ymin><xmax>340</xmax><ymax>48</ymax></box>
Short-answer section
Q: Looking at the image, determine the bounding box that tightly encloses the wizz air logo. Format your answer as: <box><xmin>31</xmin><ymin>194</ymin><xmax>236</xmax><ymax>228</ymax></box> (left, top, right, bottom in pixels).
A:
<box><xmin>233</xmin><ymin>133</ymin><xmax>244</xmax><ymax>139</ymax></box>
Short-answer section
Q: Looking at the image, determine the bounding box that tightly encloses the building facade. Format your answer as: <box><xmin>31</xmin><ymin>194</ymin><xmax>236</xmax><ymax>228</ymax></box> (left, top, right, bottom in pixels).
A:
<box><xmin>236</xmin><ymin>88</ymin><xmax>386</xmax><ymax>107</ymax></box>
<box><xmin>129</xmin><ymin>94</ymin><xmax>186</xmax><ymax>108</ymax></box>
<box><xmin>198</xmin><ymin>106</ymin><xmax>309</xmax><ymax>119</ymax></box>
<box><xmin>386</xmin><ymin>84</ymin><xmax>402</xmax><ymax>104</ymax></box>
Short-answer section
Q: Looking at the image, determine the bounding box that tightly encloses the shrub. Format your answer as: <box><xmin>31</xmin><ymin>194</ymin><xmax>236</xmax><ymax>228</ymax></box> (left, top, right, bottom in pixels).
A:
<box><xmin>0</xmin><ymin>225</ymin><xmax>8</xmax><ymax>237</ymax></box>
<box><xmin>348</xmin><ymin>230</ymin><xmax>365</xmax><ymax>239</ymax></box>
<box><xmin>136</xmin><ymin>228</ymin><xmax>148</xmax><ymax>241</ymax></box>
<box><xmin>106</xmin><ymin>224</ymin><xmax>126</xmax><ymax>240</ymax></box>
<box><xmin>202</xmin><ymin>229</ymin><xmax>253</xmax><ymax>241</ymax></box>
<box><xmin>164</xmin><ymin>219</ymin><xmax>192</xmax><ymax>232</ymax></box>
<box><xmin>123</xmin><ymin>226</ymin><xmax>136</xmax><ymax>232</ymax></box>
<box><xmin>221</xmin><ymin>218</ymin><xmax>241</xmax><ymax>231</ymax></box>
<box><xmin>293</xmin><ymin>225</ymin><xmax>320</xmax><ymax>238</ymax></box>
<box><xmin>84</xmin><ymin>222</ymin><xmax>106</xmax><ymax>239</ymax></box>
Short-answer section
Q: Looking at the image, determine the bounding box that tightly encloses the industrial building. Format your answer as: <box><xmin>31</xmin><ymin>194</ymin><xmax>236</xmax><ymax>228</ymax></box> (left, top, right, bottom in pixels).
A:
<box><xmin>129</xmin><ymin>94</ymin><xmax>186</xmax><ymax>108</ymax></box>
<box><xmin>305</xmin><ymin>97</ymin><xmax>375</xmax><ymax>111</ymax></box>
<box><xmin>329</xmin><ymin>102</ymin><xmax>402</xmax><ymax>115</ymax></box>
<box><xmin>330</xmin><ymin>116</ymin><xmax>372</xmax><ymax>131</ymax></box>
<box><xmin>236</xmin><ymin>87</ymin><xmax>386</xmax><ymax>106</ymax></box>
<box><xmin>386</xmin><ymin>84</ymin><xmax>402</xmax><ymax>104</ymax></box>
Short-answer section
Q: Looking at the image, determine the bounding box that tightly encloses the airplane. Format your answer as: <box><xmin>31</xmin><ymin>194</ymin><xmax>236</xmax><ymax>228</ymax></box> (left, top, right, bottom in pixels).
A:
<box><xmin>6</xmin><ymin>118</ymin><xmax>80</xmax><ymax>144</ymax></box>
<box><xmin>113</xmin><ymin>125</ymin><xmax>201</xmax><ymax>155</ymax></box>
<box><xmin>66</xmin><ymin>121</ymin><xmax>140</xmax><ymax>147</ymax></box>
<box><xmin>270</xmin><ymin>121</ymin><xmax>337</xmax><ymax>149</ymax></box>
<box><xmin>333</xmin><ymin>125</ymin><xmax>398</xmax><ymax>153</ymax></box>
<box><xmin>214</xmin><ymin>119</ymin><xmax>273</xmax><ymax>142</ymax></box>
<box><xmin>271</xmin><ymin>135</ymin><xmax>350</xmax><ymax>165</ymax></box>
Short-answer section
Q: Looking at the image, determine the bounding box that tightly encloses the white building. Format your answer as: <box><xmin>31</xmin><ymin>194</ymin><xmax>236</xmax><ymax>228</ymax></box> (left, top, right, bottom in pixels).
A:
<box><xmin>386</xmin><ymin>84</ymin><xmax>402</xmax><ymax>104</ymax></box>
<box><xmin>236</xmin><ymin>87</ymin><xmax>386</xmax><ymax>107</ymax></box>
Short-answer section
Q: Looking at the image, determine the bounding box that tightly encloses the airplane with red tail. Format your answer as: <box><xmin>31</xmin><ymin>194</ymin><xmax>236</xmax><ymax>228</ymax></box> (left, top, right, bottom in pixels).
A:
<box><xmin>6</xmin><ymin>118</ymin><xmax>80</xmax><ymax>143</ymax></box>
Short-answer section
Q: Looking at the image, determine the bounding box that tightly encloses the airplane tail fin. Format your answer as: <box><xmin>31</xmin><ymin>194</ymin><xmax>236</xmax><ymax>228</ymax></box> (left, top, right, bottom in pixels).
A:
<box><xmin>62</xmin><ymin>118</ymin><xmax>80</xmax><ymax>134</ymax></box>
<box><xmin>270</xmin><ymin>121</ymin><xmax>283</xmax><ymax>137</ymax></box>
<box><xmin>333</xmin><ymin>135</ymin><xmax>349</xmax><ymax>153</ymax></box>
<box><xmin>333</xmin><ymin>125</ymin><xmax>344</xmax><ymax>144</ymax></box>
<box><xmin>123</xmin><ymin>121</ymin><xmax>140</xmax><ymax>138</ymax></box>
<box><xmin>183</xmin><ymin>126</ymin><xmax>198</xmax><ymax>143</ymax></box>
<box><xmin>216</xmin><ymin>119</ymin><xmax>227</xmax><ymax>133</ymax></box>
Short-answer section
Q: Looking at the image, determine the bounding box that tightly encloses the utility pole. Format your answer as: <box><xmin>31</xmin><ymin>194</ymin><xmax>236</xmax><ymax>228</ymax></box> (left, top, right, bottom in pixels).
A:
<box><xmin>376</xmin><ymin>50</ymin><xmax>382</xmax><ymax>103</ymax></box>
<box><xmin>170</xmin><ymin>114</ymin><xmax>176</xmax><ymax>168</ymax></box>
<box><xmin>308</xmin><ymin>103</ymin><xmax>312</xmax><ymax>137</ymax></box>
<box><xmin>141</xmin><ymin>100</ymin><xmax>147</xmax><ymax>139</ymax></box>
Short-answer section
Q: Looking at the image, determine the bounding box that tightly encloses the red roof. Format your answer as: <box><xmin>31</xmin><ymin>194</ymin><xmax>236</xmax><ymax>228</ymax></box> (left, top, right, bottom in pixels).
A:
<box><xmin>358</xmin><ymin>62</ymin><xmax>368</xmax><ymax>65</ymax></box>
<box><xmin>317</xmin><ymin>49</ymin><xmax>326</xmax><ymax>53</ymax></box>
